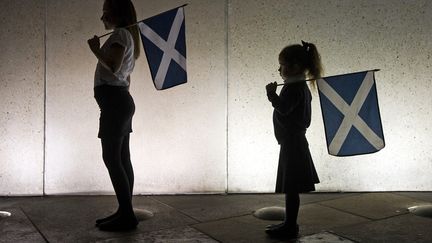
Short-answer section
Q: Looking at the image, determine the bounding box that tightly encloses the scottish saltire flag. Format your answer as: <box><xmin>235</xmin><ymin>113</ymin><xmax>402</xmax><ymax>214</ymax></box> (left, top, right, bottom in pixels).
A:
<box><xmin>317</xmin><ymin>71</ymin><xmax>385</xmax><ymax>156</ymax></box>
<box><xmin>138</xmin><ymin>6</ymin><xmax>187</xmax><ymax>90</ymax></box>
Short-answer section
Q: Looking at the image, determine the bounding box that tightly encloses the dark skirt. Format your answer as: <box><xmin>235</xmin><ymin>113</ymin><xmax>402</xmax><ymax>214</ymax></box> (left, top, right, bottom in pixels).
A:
<box><xmin>275</xmin><ymin>132</ymin><xmax>320</xmax><ymax>193</ymax></box>
<box><xmin>94</xmin><ymin>85</ymin><xmax>135</xmax><ymax>139</ymax></box>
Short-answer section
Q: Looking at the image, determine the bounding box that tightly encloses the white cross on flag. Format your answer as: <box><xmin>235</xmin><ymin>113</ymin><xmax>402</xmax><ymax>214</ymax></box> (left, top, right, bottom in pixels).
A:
<box><xmin>138</xmin><ymin>6</ymin><xmax>187</xmax><ymax>90</ymax></box>
<box><xmin>317</xmin><ymin>71</ymin><xmax>385</xmax><ymax>156</ymax></box>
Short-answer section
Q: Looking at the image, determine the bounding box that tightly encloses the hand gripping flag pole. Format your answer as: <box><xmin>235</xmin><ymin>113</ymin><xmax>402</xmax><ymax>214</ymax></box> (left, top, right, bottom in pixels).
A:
<box><xmin>96</xmin><ymin>4</ymin><xmax>188</xmax><ymax>90</ymax></box>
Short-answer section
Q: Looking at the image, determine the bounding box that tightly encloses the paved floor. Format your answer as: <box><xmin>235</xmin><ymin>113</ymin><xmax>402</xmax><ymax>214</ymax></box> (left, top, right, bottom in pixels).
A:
<box><xmin>1</xmin><ymin>192</ymin><xmax>432</xmax><ymax>242</ymax></box>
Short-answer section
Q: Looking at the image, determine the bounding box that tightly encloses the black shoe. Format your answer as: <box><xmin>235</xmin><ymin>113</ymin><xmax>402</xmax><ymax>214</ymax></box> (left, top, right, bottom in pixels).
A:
<box><xmin>98</xmin><ymin>215</ymin><xmax>138</xmax><ymax>232</ymax></box>
<box><xmin>265</xmin><ymin>224</ymin><xmax>299</xmax><ymax>239</ymax></box>
<box><xmin>95</xmin><ymin>211</ymin><xmax>119</xmax><ymax>226</ymax></box>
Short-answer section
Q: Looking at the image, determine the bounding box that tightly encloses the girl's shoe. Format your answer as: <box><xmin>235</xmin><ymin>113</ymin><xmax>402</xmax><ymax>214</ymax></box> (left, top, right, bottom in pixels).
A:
<box><xmin>98</xmin><ymin>214</ymin><xmax>138</xmax><ymax>231</ymax></box>
<box><xmin>265</xmin><ymin>224</ymin><xmax>299</xmax><ymax>239</ymax></box>
<box><xmin>95</xmin><ymin>210</ymin><xmax>119</xmax><ymax>226</ymax></box>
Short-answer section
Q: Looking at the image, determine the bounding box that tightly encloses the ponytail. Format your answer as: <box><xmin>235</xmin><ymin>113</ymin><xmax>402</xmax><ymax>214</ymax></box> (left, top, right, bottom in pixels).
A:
<box><xmin>107</xmin><ymin>0</ymin><xmax>140</xmax><ymax>59</ymax></box>
<box><xmin>301</xmin><ymin>41</ymin><xmax>323</xmax><ymax>89</ymax></box>
<box><xmin>127</xmin><ymin>25</ymin><xmax>141</xmax><ymax>60</ymax></box>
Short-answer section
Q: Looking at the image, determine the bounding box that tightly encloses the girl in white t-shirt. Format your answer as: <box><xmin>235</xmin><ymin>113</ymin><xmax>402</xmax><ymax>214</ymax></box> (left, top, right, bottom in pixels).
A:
<box><xmin>87</xmin><ymin>0</ymin><xmax>140</xmax><ymax>232</ymax></box>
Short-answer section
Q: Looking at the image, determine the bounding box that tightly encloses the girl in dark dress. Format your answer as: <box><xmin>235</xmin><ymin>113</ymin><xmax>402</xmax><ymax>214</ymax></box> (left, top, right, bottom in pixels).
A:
<box><xmin>87</xmin><ymin>0</ymin><xmax>141</xmax><ymax>231</ymax></box>
<box><xmin>265</xmin><ymin>41</ymin><xmax>323</xmax><ymax>239</ymax></box>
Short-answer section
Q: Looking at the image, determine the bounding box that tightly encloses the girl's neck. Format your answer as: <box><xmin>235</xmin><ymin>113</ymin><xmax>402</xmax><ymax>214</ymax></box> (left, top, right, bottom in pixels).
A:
<box><xmin>284</xmin><ymin>74</ymin><xmax>306</xmax><ymax>84</ymax></box>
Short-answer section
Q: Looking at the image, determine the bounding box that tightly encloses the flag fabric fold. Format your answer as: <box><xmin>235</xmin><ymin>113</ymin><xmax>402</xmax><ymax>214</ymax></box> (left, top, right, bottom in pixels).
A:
<box><xmin>317</xmin><ymin>71</ymin><xmax>385</xmax><ymax>156</ymax></box>
<box><xmin>138</xmin><ymin>6</ymin><xmax>187</xmax><ymax>90</ymax></box>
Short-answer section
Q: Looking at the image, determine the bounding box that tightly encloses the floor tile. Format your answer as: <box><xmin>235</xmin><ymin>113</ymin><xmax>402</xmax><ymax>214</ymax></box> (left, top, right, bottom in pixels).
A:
<box><xmin>298</xmin><ymin>204</ymin><xmax>371</xmax><ymax>236</ymax></box>
<box><xmin>396</xmin><ymin>192</ymin><xmax>432</xmax><ymax>203</ymax></box>
<box><xmin>253</xmin><ymin>203</ymin><xmax>371</xmax><ymax>228</ymax></box>
<box><xmin>193</xmin><ymin>214</ymin><xmax>285</xmax><ymax>243</ymax></box>
<box><xmin>193</xmin><ymin>203</ymin><xmax>368</xmax><ymax>243</ymax></box>
<box><xmin>332</xmin><ymin>213</ymin><xmax>432</xmax><ymax>243</ymax></box>
<box><xmin>319</xmin><ymin>193</ymin><xmax>424</xmax><ymax>220</ymax></box>
<box><xmin>0</xmin><ymin>207</ymin><xmax>46</xmax><ymax>243</ymax></box>
<box><xmin>96</xmin><ymin>226</ymin><xmax>218</xmax><ymax>242</ymax></box>
<box><xmin>0</xmin><ymin>197</ymin><xmax>39</xmax><ymax>209</ymax></box>
<box><xmin>153</xmin><ymin>194</ymin><xmax>284</xmax><ymax>222</ymax></box>
<box><xmin>298</xmin><ymin>231</ymin><xmax>355</xmax><ymax>243</ymax></box>
<box><xmin>19</xmin><ymin>196</ymin><xmax>197</xmax><ymax>242</ymax></box>
<box><xmin>298</xmin><ymin>193</ymin><xmax>357</xmax><ymax>205</ymax></box>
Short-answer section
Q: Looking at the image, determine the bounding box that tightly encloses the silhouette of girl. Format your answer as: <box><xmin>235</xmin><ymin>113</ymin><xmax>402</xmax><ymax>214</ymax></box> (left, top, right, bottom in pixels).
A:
<box><xmin>87</xmin><ymin>0</ymin><xmax>141</xmax><ymax>231</ymax></box>
<box><xmin>265</xmin><ymin>41</ymin><xmax>322</xmax><ymax>239</ymax></box>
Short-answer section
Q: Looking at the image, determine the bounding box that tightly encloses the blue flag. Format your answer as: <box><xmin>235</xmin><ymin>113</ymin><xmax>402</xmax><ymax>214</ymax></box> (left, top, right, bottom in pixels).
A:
<box><xmin>138</xmin><ymin>6</ymin><xmax>187</xmax><ymax>90</ymax></box>
<box><xmin>317</xmin><ymin>71</ymin><xmax>385</xmax><ymax>156</ymax></box>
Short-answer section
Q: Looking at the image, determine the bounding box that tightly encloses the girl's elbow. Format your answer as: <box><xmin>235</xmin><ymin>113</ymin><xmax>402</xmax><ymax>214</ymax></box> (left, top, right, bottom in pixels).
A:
<box><xmin>109</xmin><ymin>62</ymin><xmax>122</xmax><ymax>73</ymax></box>
<box><xmin>276</xmin><ymin>108</ymin><xmax>292</xmax><ymax>116</ymax></box>
<box><xmin>111</xmin><ymin>66</ymin><xmax>120</xmax><ymax>74</ymax></box>
<box><xmin>275</xmin><ymin>109</ymin><xmax>287</xmax><ymax>116</ymax></box>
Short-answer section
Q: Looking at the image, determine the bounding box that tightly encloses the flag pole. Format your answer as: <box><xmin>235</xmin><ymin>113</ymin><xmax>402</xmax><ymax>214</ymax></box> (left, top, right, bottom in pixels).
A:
<box><xmin>276</xmin><ymin>69</ymin><xmax>381</xmax><ymax>86</ymax></box>
<box><xmin>97</xmin><ymin>3</ymin><xmax>188</xmax><ymax>39</ymax></box>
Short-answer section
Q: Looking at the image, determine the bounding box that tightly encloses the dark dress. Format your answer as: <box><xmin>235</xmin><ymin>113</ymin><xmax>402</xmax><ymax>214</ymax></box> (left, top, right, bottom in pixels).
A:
<box><xmin>267</xmin><ymin>82</ymin><xmax>319</xmax><ymax>193</ymax></box>
<box><xmin>94</xmin><ymin>84</ymin><xmax>135</xmax><ymax>139</ymax></box>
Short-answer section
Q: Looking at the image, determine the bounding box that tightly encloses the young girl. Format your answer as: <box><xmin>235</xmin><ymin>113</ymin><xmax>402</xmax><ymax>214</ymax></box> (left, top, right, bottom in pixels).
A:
<box><xmin>265</xmin><ymin>41</ymin><xmax>323</xmax><ymax>239</ymax></box>
<box><xmin>87</xmin><ymin>0</ymin><xmax>140</xmax><ymax>231</ymax></box>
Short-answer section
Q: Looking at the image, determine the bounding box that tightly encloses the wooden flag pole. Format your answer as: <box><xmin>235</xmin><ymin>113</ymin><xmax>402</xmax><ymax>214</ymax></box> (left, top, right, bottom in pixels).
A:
<box><xmin>97</xmin><ymin>3</ymin><xmax>188</xmax><ymax>39</ymax></box>
<box><xmin>276</xmin><ymin>69</ymin><xmax>381</xmax><ymax>86</ymax></box>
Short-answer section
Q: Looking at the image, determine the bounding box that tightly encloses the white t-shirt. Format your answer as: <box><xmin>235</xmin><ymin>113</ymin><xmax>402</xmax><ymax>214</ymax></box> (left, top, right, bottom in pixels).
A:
<box><xmin>94</xmin><ymin>28</ymin><xmax>135</xmax><ymax>87</ymax></box>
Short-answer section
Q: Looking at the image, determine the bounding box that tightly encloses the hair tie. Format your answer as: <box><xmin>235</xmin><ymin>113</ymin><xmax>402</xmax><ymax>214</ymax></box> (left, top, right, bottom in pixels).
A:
<box><xmin>301</xmin><ymin>40</ymin><xmax>310</xmax><ymax>52</ymax></box>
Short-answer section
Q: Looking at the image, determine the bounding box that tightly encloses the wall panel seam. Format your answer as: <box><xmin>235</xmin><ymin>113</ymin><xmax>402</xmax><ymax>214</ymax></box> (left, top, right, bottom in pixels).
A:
<box><xmin>225</xmin><ymin>0</ymin><xmax>229</xmax><ymax>193</ymax></box>
<box><xmin>42</xmin><ymin>0</ymin><xmax>47</xmax><ymax>196</ymax></box>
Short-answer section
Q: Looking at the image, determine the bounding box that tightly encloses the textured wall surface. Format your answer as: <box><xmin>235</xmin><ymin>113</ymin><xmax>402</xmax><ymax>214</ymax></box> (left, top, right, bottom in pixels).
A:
<box><xmin>1</xmin><ymin>0</ymin><xmax>431</xmax><ymax>195</ymax></box>
<box><xmin>227</xmin><ymin>0</ymin><xmax>432</xmax><ymax>192</ymax></box>
<box><xmin>0</xmin><ymin>1</ymin><xmax>45</xmax><ymax>195</ymax></box>
<box><xmin>45</xmin><ymin>0</ymin><xmax>227</xmax><ymax>194</ymax></box>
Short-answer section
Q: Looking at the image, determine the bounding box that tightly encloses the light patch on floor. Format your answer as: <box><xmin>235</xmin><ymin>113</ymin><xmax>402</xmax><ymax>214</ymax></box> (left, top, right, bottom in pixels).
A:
<box><xmin>298</xmin><ymin>231</ymin><xmax>355</xmax><ymax>243</ymax></box>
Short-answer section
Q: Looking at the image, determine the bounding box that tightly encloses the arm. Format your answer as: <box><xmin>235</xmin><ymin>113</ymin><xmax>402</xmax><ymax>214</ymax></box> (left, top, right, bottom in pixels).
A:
<box><xmin>266</xmin><ymin>83</ymin><xmax>301</xmax><ymax>115</ymax></box>
<box><xmin>87</xmin><ymin>35</ymin><xmax>126</xmax><ymax>73</ymax></box>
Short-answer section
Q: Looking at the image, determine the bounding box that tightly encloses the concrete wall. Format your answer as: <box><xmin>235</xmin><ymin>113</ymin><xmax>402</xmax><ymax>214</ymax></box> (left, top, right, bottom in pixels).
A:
<box><xmin>0</xmin><ymin>0</ymin><xmax>431</xmax><ymax>195</ymax></box>
<box><xmin>0</xmin><ymin>0</ymin><xmax>45</xmax><ymax>195</ymax></box>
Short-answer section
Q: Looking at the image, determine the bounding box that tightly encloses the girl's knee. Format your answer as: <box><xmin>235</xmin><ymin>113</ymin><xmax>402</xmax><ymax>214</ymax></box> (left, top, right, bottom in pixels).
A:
<box><xmin>102</xmin><ymin>153</ymin><xmax>122</xmax><ymax>170</ymax></box>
